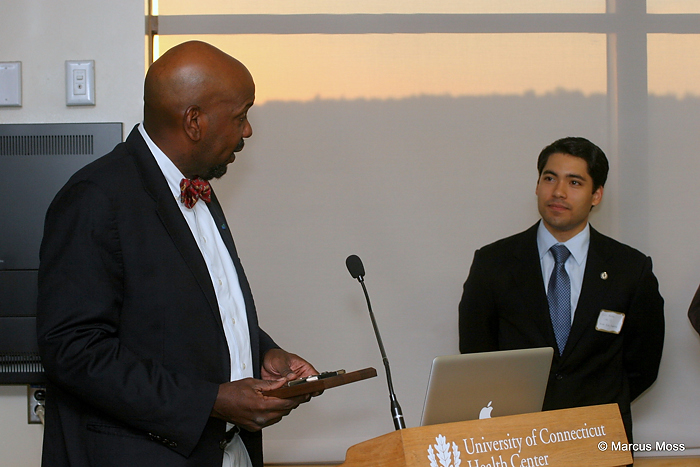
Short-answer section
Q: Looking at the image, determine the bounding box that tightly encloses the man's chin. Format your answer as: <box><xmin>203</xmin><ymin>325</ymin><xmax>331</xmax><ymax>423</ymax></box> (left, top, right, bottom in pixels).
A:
<box><xmin>202</xmin><ymin>163</ymin><xmax>228</xmax><ymax>181</ymax></box>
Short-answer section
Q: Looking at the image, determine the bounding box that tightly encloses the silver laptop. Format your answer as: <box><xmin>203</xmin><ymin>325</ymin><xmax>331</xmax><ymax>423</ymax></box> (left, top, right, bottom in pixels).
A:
<box><xmin>420</xmin><ymin>347</ymin><xmax>554</xmax><ymax>426</ymax></box>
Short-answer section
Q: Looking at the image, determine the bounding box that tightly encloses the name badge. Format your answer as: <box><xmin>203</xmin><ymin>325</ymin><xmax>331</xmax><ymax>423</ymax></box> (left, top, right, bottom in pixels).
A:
<box><xmin>595</xmin><ymin>309</ymin><xmax>625</xmax><ymax>334</ymax></box>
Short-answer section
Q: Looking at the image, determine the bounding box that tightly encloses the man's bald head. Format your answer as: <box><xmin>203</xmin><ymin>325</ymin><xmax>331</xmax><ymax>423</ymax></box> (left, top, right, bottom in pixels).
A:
<box><xmin>144</xmin><ymin>41</ymin><xmax>252</xmax><ymax>133</ymax></box>
<box><xmin>142</xmin><ymin>41</ymin><xmax>255</xmax><ymax>178</ymax></box>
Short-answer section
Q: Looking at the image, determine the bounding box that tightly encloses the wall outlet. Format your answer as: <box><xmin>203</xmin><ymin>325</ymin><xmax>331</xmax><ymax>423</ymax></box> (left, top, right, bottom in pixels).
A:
<box><xmin>28</xmin><ymin>385</ymin><xmax>46</xmax><ymax>424</ymax></box>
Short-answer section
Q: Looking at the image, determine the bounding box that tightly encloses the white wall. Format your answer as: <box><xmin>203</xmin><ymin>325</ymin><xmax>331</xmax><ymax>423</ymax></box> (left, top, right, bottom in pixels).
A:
<box><xmin>0</xmin><ymin>0</ymin><xmax>143</xmax><ymax>126</ymax></box>
<box><xmin>0</xmin><ymin>0</ymin><xmax>144</xmax><ymax>465</ymax></box>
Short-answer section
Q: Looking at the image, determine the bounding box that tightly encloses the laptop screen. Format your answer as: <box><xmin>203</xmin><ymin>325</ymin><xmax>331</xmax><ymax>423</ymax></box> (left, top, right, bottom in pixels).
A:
<box><xmin>420</xmin><ymin>347</ymin><xmax>553</xmax><ymax>426</ymax></box>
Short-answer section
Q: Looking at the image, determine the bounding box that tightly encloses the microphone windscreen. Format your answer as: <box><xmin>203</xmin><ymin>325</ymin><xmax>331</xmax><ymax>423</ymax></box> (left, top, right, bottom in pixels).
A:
<box><xmin>346</xmin><ymin>255</ymin><xmax>365</xmax><ymax>279</ymax></box>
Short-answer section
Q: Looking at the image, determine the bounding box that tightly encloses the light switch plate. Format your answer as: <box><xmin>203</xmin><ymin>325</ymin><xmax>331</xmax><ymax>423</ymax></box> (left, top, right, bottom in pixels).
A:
<box><xmin>0</xmin><ymin>62</ymin><xmax>22</xmax><ymax>107</ymax></box>
<box><xmin>66</xmin><ymin>60</ymin><xmax>95</xmax><ymax>106</ymax></box>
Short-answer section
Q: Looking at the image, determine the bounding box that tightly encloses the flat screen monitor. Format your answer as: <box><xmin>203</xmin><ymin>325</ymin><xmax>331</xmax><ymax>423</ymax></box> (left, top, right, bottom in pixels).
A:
<box><xmin>0</xmin><ymin>122</ymin><xmax>123</xmax><ymax>384</ymax></box>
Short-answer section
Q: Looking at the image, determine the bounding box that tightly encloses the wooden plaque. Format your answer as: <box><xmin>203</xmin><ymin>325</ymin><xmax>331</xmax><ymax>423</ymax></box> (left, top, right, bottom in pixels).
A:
<box><xmin>263</xmin><ymin>367</ymin><xmax>377</xmax><ymax>399</ymax></box>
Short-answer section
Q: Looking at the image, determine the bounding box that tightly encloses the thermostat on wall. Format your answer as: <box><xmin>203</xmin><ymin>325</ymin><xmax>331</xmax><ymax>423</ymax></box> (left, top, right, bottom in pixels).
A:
<box><xmin>0</xmin><ymin>62</ymin><xmax>22</xmax><ymax>107</ymax></box>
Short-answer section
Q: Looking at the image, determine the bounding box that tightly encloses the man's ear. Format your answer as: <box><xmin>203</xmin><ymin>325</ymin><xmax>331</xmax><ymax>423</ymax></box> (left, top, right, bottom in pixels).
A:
<box><xmin>183</xmin><ymin>105</ymin><xmax>203</xmax><ymax>142</ymax></box>
<box><xmin>591</xmin><ymin>185</ymin><xmax>604</xmax><ymax>207</ymax></box>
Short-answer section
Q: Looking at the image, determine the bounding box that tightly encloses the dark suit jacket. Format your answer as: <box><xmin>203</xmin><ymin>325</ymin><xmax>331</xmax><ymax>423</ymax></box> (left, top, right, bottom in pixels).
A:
<box><xmin>688</xmin><ymin>284</ymin><xmax>700</xmax><ymax>334</ymax></box>
<box><xmin>458</xmin><ymin>222</ymin><xmax>664</xmax><ymax>439</ymax></box>
<box><xmin>37</xmin><ymin>126</ymin><xmax>277</xmax><ymax>466</ymax></box>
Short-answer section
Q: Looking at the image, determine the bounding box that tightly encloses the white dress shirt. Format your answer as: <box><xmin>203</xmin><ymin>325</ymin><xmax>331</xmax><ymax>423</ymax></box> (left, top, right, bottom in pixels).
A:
<box><xmin>139</xmin><ymin>124</ymin><xmax>253</xmax><ymax>466</ymax></box>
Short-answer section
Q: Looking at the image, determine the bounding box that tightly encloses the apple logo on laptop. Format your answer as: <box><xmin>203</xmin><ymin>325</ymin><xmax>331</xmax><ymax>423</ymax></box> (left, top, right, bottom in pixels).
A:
<box><xmin>479</xmin><ymin>401</ymin><xmax>493</xmax><ymax>419</ymax></box>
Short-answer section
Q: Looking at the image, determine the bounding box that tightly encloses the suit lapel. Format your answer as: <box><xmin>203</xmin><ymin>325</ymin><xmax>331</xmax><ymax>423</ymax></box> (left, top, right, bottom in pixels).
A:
<box><xmin>207</xmin><ymin>191</ymin><xmax>262</xmax><ymax>374</ymax></box>
<box><xmin>126</xmin><ymin>128</ymin><xmax>222</xmax><ymax>328</ymax></box>
<box><xmin>206</xmin><ymin>192</ymin><xmax>258</xmax><ymax>324</ymax></box>
<box><xmin>562</xmin><ymin>227</ymin><xmax>613</xmax><ymax>358</ymax></box>
<box><xmin>513</xmin><ymin>223</ymin><xmax>560</xmax><ymax>351</ymax></box>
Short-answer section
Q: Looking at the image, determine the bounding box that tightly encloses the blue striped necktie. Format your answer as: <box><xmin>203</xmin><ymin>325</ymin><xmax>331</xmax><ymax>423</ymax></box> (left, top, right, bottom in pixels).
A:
<box><xmin>548</xmin><ymin>244</ymin><xmax>571</xmax><ymax>355</ymax></box>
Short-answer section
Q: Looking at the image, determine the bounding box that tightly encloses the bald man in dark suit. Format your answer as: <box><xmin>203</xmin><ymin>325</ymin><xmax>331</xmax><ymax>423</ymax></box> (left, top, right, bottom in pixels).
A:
<box><xmin>37</xmin><ymin>41</ymin><xmax>318</xmax><ymax>467</ymax></box>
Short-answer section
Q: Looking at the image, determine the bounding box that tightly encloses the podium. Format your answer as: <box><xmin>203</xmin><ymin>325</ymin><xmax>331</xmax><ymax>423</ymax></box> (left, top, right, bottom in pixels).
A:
<box><xmin>340</xmin><ymin>404</ymin><xmax>632</xmax><ymax>467</ymax></box>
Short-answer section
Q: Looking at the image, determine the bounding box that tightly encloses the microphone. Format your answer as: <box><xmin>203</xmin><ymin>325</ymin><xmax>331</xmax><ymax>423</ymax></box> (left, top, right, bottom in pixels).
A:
<box><xmin>345</xmin><ymin>255</ymin><xmax>406</xmax><ymax>430</ymax></box>
<box><xmin>346</xmin><ymin>254</ymin><xmax>365</xmax><ymax>279</ymax></box>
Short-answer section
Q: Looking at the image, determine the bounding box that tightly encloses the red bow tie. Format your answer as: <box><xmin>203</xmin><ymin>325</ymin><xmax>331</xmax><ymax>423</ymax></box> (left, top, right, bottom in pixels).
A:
<box><xmin>180</xmin><ymin>177</ymin><xmax>212</xmax><ymax>208</ymax></box>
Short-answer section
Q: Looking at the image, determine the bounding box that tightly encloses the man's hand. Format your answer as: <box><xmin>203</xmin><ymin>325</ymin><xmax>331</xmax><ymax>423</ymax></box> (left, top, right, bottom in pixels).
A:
<box><xmin>261</xmin><ymin>348</ymin><xmax>318</xmax><ymax>382</ymax></box>
<box><xmin>211</xmin><ymin>377</ymin><xmax>310</xmax><ymax>432</ymax></box>
<box><xmin>210</xmin><ymin>349</ymin><xmax>320</xmax><ymax>431</ymax></box>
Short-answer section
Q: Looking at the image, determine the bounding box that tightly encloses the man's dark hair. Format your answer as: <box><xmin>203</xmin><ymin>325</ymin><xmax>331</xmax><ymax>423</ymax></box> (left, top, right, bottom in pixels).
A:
<box><xmin>537</xmin><ymin>137</ymin><xmax>609</xmax><ymax>192</ymax></box>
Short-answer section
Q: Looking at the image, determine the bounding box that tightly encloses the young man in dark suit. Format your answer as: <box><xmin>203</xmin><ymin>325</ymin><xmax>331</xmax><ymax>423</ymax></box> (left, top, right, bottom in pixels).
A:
<box><xmin>458</xmin><ymin>137</ymin><xmax>664</xmax><ymax>441</ymax></box>
<box><xmin>37</xmin><ymin>41</ymin><xmax>318</xmax><ymax>467</ymax></box>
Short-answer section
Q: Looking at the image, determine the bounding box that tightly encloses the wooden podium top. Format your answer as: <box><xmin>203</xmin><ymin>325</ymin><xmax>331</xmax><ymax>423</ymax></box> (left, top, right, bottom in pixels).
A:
<box><xmin>341</xmin><ymin>404</ymin><xmax>632</xmax><ymax>467</ymax></box>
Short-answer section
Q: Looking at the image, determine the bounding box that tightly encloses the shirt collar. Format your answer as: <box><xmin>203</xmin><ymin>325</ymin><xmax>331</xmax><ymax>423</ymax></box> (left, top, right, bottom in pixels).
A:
<box><xmin>537</xmin><ymin>220</ymin><xmax>590</xmax><ymax>266</ymax></box>
<box><xmin>138</xmin><ymin>122</ymin><xmax>184</xmax><ymax>200</ymax></box>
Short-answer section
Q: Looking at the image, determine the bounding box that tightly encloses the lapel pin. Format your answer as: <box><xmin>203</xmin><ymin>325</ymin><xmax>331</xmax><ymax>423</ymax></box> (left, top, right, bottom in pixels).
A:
<box><xmin>600</xmin><ymin>272</ymin><xmax>608</xmax><ymax>280</ymax></box>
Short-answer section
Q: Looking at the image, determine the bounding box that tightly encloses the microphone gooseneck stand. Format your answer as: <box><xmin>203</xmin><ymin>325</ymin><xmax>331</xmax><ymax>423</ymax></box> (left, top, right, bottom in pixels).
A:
<box><xmin>346</xmin><ymin>255</ymin><xmax>405</xmax><ymax>430</ymax></box>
